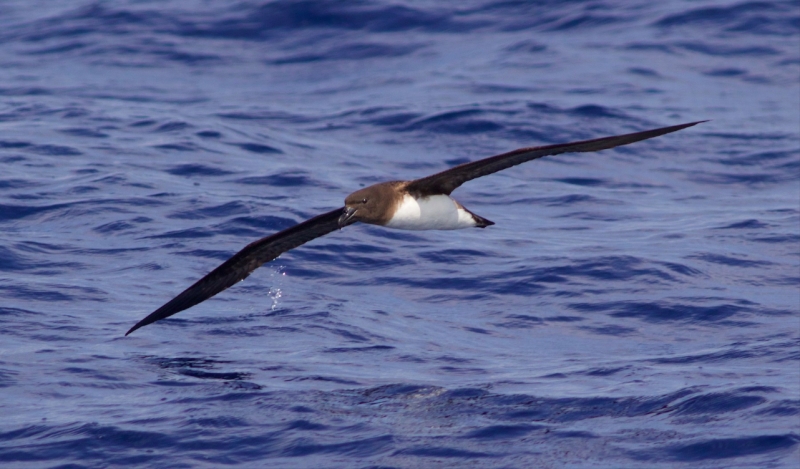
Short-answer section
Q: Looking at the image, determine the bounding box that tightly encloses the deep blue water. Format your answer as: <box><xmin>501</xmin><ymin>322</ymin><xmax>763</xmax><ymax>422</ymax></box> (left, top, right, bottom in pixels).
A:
<box><xmin>1</xmin><ymin>1</ymin><xmax>798</xmax><ymax>467</ymax></box>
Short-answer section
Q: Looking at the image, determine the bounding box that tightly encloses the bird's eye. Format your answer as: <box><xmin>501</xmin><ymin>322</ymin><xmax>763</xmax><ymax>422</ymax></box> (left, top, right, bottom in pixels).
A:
<box><xmin>361</xmin><ymin>198</ymin><xmax>368</xmax><ymax>204</ymax></box>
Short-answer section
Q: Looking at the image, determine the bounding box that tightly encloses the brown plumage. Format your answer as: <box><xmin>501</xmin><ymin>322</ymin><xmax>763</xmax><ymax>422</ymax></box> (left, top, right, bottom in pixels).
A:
<box><xmin>342</xmin><ymin>181</ymin><xmax>407</xmax><ymax>226</ymax></box>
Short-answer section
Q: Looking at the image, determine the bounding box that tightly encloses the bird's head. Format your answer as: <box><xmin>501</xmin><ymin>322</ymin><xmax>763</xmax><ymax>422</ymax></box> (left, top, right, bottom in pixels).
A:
<box><xmin>339</xmin><ymin>182</ymin><xmax>401</xmax><ymax>228</ymax></box>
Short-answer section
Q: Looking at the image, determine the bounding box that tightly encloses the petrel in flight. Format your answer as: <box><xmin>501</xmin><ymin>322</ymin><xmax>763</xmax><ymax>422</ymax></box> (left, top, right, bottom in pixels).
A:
<box><xmin>126</xmin><ymin>121</ymin><xmax>703</xmax><ymax>335</ymax></box>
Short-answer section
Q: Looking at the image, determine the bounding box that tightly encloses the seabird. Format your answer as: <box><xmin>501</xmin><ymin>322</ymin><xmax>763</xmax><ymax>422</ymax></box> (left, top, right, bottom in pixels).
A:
<box><xmin>126</xmin><ymin>121</ymin><xmax>703</xmax><ymax>335</ymax></box>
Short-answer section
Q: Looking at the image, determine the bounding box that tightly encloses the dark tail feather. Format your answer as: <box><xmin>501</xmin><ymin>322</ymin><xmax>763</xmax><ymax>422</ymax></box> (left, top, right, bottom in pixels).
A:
<box><xmin>471</xmin><ymin>212</ymin><xmax>494</xmax><ymax>228</ymax></box>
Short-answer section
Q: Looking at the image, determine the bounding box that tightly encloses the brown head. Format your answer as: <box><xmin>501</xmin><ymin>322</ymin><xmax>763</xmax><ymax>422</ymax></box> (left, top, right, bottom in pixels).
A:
<box><xmin>339</xmin><ymin>181</ymin><xmax>406</xmax><ymax>227</ymax></box>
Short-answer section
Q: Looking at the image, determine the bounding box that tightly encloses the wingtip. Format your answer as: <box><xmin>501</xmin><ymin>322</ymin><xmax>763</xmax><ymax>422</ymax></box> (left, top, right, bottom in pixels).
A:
<box><xmin>684</xmin><ymin>120</ymin><xmax>709</xmax><ymax>127</ymax></box>
<box><xmin>125</xmin><ymin>319</ymin><xmax>147</xmax><ymax>336</ymax></box>
<box><xmin>647</xmin><ymin>120</ymin><xmax>707</xmax><ymax>138</ymax></box>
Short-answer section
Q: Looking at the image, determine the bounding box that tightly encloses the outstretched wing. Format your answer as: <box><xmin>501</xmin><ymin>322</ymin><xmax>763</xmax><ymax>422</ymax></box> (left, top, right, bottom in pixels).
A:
<box><xmin>406</xmin><ymin>121</ymin><xmax>705</xmax><ymax>196</ymax></box>
<box><xmin>126</xmin><ymin>207</ymin><xmax>347</xmax><ymax>335</ymax></box>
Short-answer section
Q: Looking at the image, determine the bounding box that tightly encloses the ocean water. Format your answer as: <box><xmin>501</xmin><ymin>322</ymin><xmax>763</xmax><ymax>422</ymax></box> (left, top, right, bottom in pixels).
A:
<box><xmin>0</xmin><ymin>0</ymin><xmax>798</xmax><ymax>467</ymax></box>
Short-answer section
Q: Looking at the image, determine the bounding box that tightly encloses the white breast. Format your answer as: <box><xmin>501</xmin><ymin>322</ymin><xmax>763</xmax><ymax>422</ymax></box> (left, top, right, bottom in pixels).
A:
<box><xmin>385</xmin><ymin>194</ymin><xmax>478</xmax><ymax>230</ymax></box>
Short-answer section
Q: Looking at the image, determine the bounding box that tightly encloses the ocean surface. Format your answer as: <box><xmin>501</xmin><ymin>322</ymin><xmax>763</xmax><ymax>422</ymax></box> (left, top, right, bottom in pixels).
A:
<box><xmin>0</xmin><ymin>1</ymin><xmax>798</xmax><ymax>468</ymax></box>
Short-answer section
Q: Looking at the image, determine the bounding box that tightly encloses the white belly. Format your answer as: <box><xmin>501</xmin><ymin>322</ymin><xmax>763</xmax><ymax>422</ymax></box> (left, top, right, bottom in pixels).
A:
<box><xmin>385</xmin><ymin>194</ymin><xmax>477</xmax><ymax>230</ymax></box>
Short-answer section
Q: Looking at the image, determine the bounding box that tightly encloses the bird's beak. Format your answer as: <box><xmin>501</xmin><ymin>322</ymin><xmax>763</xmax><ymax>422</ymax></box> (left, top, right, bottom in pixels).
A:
<box><xmin>338</xmin><ymin>207</ymin><xmax>357</xmax><ymax>228</ymax></box>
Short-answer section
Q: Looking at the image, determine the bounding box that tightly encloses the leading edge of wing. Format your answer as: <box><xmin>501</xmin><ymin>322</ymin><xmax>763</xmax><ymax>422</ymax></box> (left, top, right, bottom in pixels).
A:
<box><xmin>407</xmin><ymin>121</ymin><xmax>707</xmax><ymax>196</ymax></box>
<box><xmin>125</xmin><ymin>207</ymin><xmax>347</xmax><ymax>336</ymax></box>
